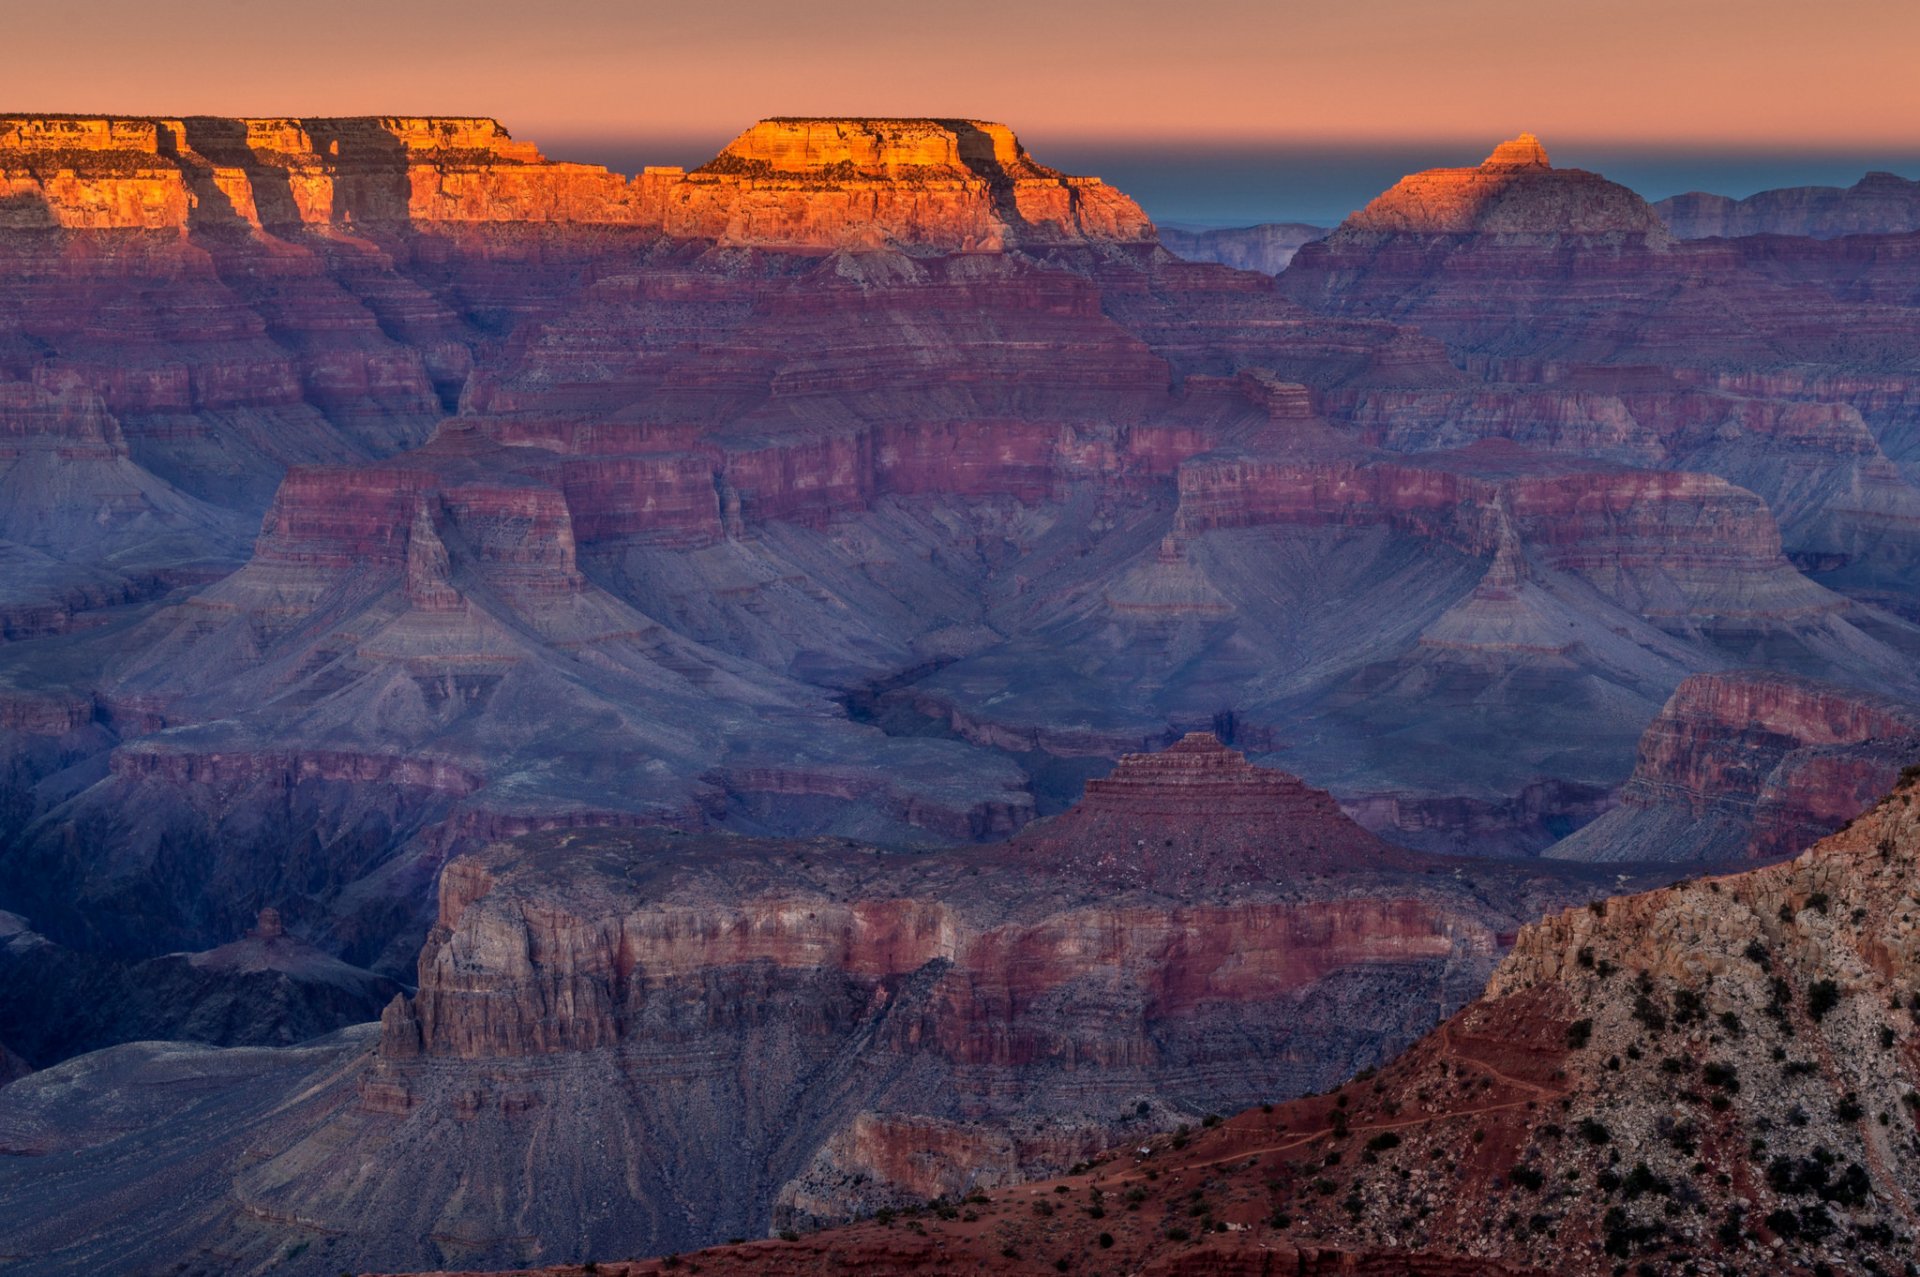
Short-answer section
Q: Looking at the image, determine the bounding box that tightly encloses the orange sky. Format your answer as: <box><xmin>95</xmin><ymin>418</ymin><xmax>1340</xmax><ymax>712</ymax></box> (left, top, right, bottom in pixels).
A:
<box><xmin>12</xmin><ymin>0</ymin><xmax>1918</xmax><ymax>149</ymax></box>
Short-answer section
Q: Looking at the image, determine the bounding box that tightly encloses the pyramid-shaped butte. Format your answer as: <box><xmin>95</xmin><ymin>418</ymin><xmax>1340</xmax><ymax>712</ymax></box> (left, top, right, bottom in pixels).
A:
<box><xmin>1483</xmin><ymin>132</ymin><xmax>1550</xmax><ymax>167</ymax></box>
<box><xmin>1327</xmin><ymin>133</ymin><xmax>1667</xmax><ymax>240</ymax></box>
<box><xmin>1010</xmin><ymin>732</ymin><xmax>1409</xmax><ymax>888</ymax></box>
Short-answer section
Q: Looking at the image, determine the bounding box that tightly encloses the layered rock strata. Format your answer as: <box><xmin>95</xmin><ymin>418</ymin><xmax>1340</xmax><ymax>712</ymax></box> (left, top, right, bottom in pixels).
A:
<box><xmin>0</xmin><ymin>114</ymin><xmax>1152</xmax><ymax>248</ymax></box>
<box><xmin>1547</xmin><ymin>670</ymin><xmax>1920</xmax><ymax>862</ymax></box>
<box><xmin>0</xmin><ymin>738</ymin><xmax>1643</xmax><ymax>1273</ymax></box>
<box><xmin>542</xmin><ymin>772</ymin><xmax>1920</xmax><ymax>1276</ymax></box>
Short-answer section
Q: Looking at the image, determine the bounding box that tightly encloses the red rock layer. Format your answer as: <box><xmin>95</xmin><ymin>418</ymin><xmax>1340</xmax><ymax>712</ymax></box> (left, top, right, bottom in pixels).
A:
<box><xmin>521</xmin><ymin>775</ymin><xmax>1920</xmax><ymax>1277</ymax></box>
<box><xmin>0</xmin><ymin>114</ymin><xmax>1153</xmax><ymax>249</ymax></box>
<box><xmin>1548</xmin><ymin>670</ymin><xmax>1920</xmax><ymax>862</ymax></box>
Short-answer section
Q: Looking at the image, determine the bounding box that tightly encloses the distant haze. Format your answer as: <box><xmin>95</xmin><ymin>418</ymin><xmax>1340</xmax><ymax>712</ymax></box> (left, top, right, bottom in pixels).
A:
<box><xmin>543</xmin><ymin>133</ymin><xmax>1920</xmax><ymax>230</ymax></box>
<box><xmin>12</xmin><ymin>0</ymin><xmax>1920</xmax><ymax>155</ymax></box>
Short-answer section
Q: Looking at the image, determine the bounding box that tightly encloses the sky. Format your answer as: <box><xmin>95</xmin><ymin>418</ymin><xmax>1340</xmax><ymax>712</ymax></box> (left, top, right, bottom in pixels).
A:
<box><xmin>12</xmin><ymin>0</ymin><xmax>1920</xmax><ymax>224</ymax></box>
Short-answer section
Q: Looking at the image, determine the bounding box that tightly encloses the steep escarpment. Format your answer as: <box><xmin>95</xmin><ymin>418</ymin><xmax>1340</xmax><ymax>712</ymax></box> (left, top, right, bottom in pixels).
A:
<box><xmin>0</xmin><ymin>739</ymin><xmax>1641</xmax><ymax>1274</ymax></box>
<box><xmin>569</xmin><ymin>774</ymin><xmax>1920</xmax><ymax>1277</ymax></box>
<box><xmin>1547</xmin><ymin>670</ymin><xmax>1920</xmax><ymax>862</ymax></box>
<box><xmin>0</xmin><ymin>113</ymin><xmax>1152</xmax><ymax>249</ymax></box>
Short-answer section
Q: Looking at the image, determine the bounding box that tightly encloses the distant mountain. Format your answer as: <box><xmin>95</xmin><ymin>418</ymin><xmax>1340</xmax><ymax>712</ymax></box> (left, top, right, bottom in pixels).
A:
<box><xmin>1656</xmin><ymin>170</ymin><xmax>1920</xmax><ymax>239</ymax></box>
<box><xmin>1158</xmin><ymin>221</ymin><xmax>1327</xmax><ymax>273</ymax></box>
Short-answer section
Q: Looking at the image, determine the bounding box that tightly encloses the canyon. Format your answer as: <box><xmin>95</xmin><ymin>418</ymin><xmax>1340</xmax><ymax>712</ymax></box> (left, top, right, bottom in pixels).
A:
<box><xmin>0</xmin><ymin>736</ymin><xmax>1646</xmax><ymax>1272</ymax></box>
<box><xmin>474</xmin><ymin>766</ymin><xmax>1920</xmax><ymax>1277</ymax></box>
<box><xmin>2</xmin><ymin>112</ymin><xmax>1920</xmax><ymax>1275</ymax></box>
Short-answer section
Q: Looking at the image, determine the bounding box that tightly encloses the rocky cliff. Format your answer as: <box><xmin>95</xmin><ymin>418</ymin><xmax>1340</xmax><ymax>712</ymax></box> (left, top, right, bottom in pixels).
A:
<box><xmin>1657</xmin><ymin>170</ymin><xmax>1920</xmax><ymax>239</ymax></box>
<box><xmin>0</xmin><ymin>737</ymin><xmax>1644</xmax><ymax>1273</ymax></box>
<box><xmin>1547</xmin><ymin>670</ymin><xmax>1920</xmax><ymax>863</ymax></box>
<box><xmin>1159</xmin><ymin>221</ymin><xmax>1327</xmax><ymax>273</ymax></box>
<box><xmin>0</xmin><ymin>113</ymin><xmax>1152</xmax><ymax>248</ymax></box>
<box><xmin>517</xmin><ymin>770</ymin><xmax>1920</xmax><ymax>1277</ymax></box>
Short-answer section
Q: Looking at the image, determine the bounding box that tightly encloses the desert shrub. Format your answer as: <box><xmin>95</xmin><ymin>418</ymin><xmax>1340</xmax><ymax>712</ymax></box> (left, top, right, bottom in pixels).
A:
<box><xmin>1808</xmin><ymin>980</ymin><xmax>1841</xmax><ymax>1021</ymax></box>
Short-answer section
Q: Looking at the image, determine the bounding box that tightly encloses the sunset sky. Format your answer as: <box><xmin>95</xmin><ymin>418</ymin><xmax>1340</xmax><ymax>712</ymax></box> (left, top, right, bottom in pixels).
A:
<box><xmin>15</xmin><ymin>0</ymin><xmax>1920</xmax><ymax>223</ymax></box>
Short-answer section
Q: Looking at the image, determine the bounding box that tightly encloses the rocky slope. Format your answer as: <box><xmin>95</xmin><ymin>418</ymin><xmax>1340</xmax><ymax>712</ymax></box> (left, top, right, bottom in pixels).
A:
<box><xmin>1158</xmin><ymin>221</ymin><xmax>1327</xmax><ymax>273</ymax></box>
<box><xmin>0</xmin><ymin>736</ymin><xmax>1650</xmax><ymax>1274</ymax></box>
<box><xmin>1657</xmin><ymin>170</ymin><xmax>1920</xmax><ymax>239</ymax></box>
<box><xmin>517</xmin><ymin>768</ymin><xmax>1920</xmax><ymax>1277</ymax></box>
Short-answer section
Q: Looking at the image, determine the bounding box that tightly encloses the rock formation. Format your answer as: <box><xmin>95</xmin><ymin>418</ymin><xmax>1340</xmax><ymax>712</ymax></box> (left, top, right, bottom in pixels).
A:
<box><xmin>1657</xmin><ymin>169</ymin><xmax>1920</xmax><ymax>239</ymax></box>
<box><xmin>0</xmin><ymin>905</ymin><xmax>400</xmax><ymax>1066</ymax></box>
<box><xmin>0</xmin><ymin>113</ymin><xmax>1152</xmax><ymax>249</ymax></box>
<box><xmin>512</xmin><ymin>770</ymin><xmax>1920</xmax><ymax>1276</ymax></box>
<box><xmin>1158</xmin><ymin>221</ymin><xmax>1327</xmax><ymax>273</ymax></box>
<box><xmin>1320</xmin><ymin>134</ymin><xmax>1669</xmax><ymax>241</ymax></box>
<box><xmin>0</xmin><ymin>739</ymin><xmax>1647</xmax><ymax>1273</ymax></box>
<box><xmin>1547</xmin><ymin>670</ymin><xmax>1920</xmax><ymax>862</ymax></box>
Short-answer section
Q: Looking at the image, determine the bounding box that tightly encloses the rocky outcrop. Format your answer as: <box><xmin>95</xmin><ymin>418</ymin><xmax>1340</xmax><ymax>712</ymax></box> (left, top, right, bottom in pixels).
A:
<box><xmin>1010</xmin><ymin>732</ymin><xmax>1411</xmax><ymax>887</ymax></box>
<box><xmin>1322</xmin><ymin>134</ymin><xmax>1670</xmax><ymax>242</ymax></box>
<box><xmin>1159</xmin><ymin>221</ymin><xmax>1327</xmax><ymax>273</ymax></box>
<box><xmin>1657</xmin><ymin>170</ymin><xmax>1920</xmax><ymax>239</ymax></box>
<box><xmin>1547</xmin><ymin>670</ymin><xmax>1920</xmax><ymax>862</ymax></box>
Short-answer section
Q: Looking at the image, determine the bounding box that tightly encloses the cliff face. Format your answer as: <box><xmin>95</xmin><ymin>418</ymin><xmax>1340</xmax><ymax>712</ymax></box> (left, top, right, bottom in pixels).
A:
<box><xmin>1657</xmin><ymin>170</ymin><xmax>1920</xmax><ymax>240</ymax></box>
<box><xmin>0</xmin><ymin>113</ymin><xmax>1152</xmax><ymax>248</ymax></box>
<box><xmin>0</xmin><ymin>738</ymin><xmax>1640</xmax><ymax>1274</ymax></box>
<box><xmin>1159</xmin><ymin>221</ymin><xmax>1328</xmax><ymax>273</ymax></box>
<box><xmin>1547</xmin><ymin>671</ymin><xmax>1920</xmax><ymax>863</ymax></box>
<box><xmin>530</xmin><ymin>774</ymin><xmax>1920</xmax><ymax>1277</ymax></box>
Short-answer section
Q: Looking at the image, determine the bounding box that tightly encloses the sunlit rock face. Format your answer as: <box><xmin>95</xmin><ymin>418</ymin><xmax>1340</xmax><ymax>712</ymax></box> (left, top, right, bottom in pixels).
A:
<box><xmin>1329</xmin><ymin>133</ymin><xmax>1670</xmax><ymax>241</ymax></box>
<box><xmin>0</xmin><ymin>113</ymin><xmax>1153</xmax><ymax>248</ymax></box>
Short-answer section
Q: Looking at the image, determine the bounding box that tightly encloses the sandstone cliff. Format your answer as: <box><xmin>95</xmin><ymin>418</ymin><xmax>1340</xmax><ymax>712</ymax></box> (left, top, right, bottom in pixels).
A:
<box><xmin>1547</xmin><ymin>670</ymin><xmax>1920</xmax><ymax>863</ymax></box>
<box><xmin>0</xmin><ymin>113</ymin><xmax>1152</xmax><ymax>249</ymax></box>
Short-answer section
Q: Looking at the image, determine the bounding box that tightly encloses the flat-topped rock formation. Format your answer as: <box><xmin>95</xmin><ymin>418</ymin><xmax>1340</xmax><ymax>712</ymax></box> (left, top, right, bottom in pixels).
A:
<box><xmin>0</xmin><ymin>112</ymin><xmax>1153</xmax><ymax>248</ymax></box>
<box><xmin>1657</xmin><ymin>169</ymin><xmax>1920</xmax><ymax>239</ymax></box>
